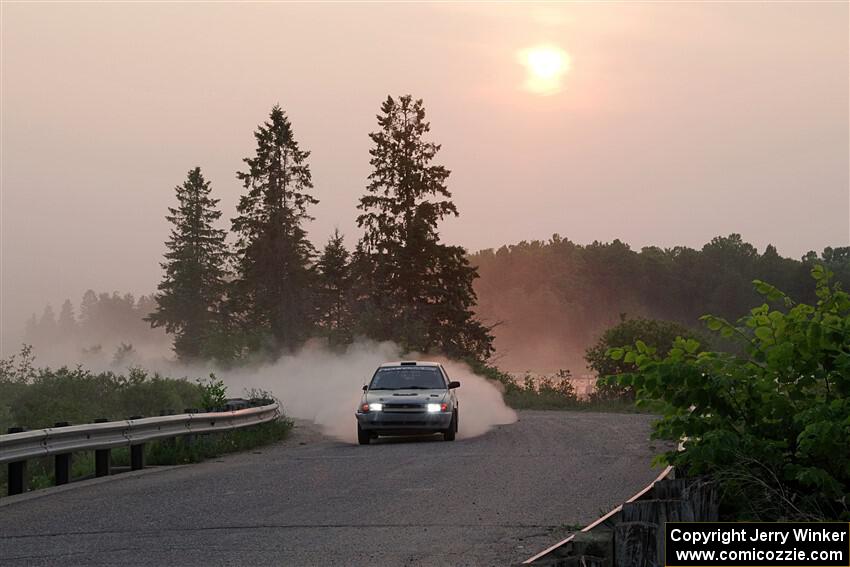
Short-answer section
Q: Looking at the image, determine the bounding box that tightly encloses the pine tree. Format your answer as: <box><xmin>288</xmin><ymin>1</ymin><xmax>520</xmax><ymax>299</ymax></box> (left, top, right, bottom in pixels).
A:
<box><xmin>231</xmin><ymin>105</ymin><xmax>319</xmax><ymax>352</ymax></box>
<box><xmin>37</xmin><ymin>304</ymin><xmax>57</xmax><ymax>345</ymax></box>
<box><xmin>316</xmin><ymin>230</ymin><xmax>353</xmax><ymax>348</ymax></box>
<box><xmin>57</xmin><ymin>299</ymin><xmax>77</xmax><ymax>338</ymax></box>
<box><xmin>23</xmin><ymin>313</ymin><xmax>38</xmax><ymax>345</ymax></box>
<box><xmin>79</xmin><ymin>290</ymin><xmax>98</xmax><ymax>325</ymax></box>
<box><xmin>147</xmin><ymin>167</ymin><xmax>229</xmax><ymax>361</ymax></box>
<box><xmin>355</xmin><ymin>95</ymin><xmax>493</xmax><ymax>361</ymax></box>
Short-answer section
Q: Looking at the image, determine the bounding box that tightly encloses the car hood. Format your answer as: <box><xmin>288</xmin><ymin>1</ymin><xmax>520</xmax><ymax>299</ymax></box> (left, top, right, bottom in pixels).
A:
<box><xmin>364</xmin><ymin>389</ymin><xmax>448</xmax><ymax>403</ymax></box>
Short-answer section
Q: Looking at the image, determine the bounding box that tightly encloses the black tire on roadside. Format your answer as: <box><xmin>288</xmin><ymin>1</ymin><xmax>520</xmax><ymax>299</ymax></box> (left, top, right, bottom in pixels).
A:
<box><xmin>357</xmin><ymin>423</ymin><xmax>370</xmax><ymax>445</ymax></box>
<box><xmin>444</xmin><ymin>410</ymin><xmax>457</xmax><ymax>441</ymax></box>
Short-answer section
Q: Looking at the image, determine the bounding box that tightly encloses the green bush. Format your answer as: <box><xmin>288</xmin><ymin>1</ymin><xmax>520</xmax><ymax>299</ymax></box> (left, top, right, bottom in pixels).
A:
<box><xmin>506</xmin><ymin>371</ymin><xmax>578</xmax><ymax>409</ymax></box>
<box><xmin>466</xmin><ymin>358</ymin><xmax>639</xmax><ymax>411</ymax></box>
<box><xmin>197</xmin><ymin>374</ymin><xmax>228</xmax><ymax>411</ymax></box>
<box><xmin>585</xmin><ymin>316</ymin><xmax>703</xmax><ymax>402</ymax></box>
<box><xmin>117</xmin><ymin>369</ymin><xmax>202</xmax><ymax>417</ymax></box>
<box><xmin>0</xmin><ymin>354</ymin><xmax>202</xmax><ymax>431</ymax></box>
<box><xmin>603</xmin><ymin>265</ymin><xmax>850</xmax><ymax>520</ymax></box>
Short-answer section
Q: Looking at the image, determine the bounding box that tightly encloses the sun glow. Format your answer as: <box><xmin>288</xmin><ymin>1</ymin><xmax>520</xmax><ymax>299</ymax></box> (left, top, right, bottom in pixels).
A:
<box><xmin>519</xmin><ymin>45</ymin><xmax>570</xmax><ymax>95</ymax></box>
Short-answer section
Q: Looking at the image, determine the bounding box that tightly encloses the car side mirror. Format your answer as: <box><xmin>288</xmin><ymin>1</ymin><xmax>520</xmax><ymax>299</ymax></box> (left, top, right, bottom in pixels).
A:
<box><xmin>448</xmin><ymin>381</ymin><xmax>460</xmax><ymax>389</ymax></box>
<box><xmin>362</xmin><ymin>384</ymin><xmax>368</xmax><ymax>391</ymax></box>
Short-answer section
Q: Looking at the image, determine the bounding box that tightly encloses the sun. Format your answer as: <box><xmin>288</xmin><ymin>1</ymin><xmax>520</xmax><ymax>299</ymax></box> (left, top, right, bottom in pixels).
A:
<box><xmin>519</xmin><ymin>45</ymin><xmax>570</xmax><ymax>95</ymax></box>
<box><xmin>527</xmin><ymin>48</ymin><xmax>566</xmax><ymax>79</ymax></box>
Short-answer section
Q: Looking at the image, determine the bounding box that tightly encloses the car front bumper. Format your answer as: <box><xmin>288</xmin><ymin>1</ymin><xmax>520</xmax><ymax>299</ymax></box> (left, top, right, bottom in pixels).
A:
<box><xmin>356</xmin><ymin>410</ymin><xmax>452</xmax><ymax>434</ymax></box>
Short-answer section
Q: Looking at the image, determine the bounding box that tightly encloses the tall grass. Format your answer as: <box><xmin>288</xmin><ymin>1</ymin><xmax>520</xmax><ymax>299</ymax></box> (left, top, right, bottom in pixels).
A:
<box><xmin>0</xmin><ymin>347</ymin><xmax>203</xmax><ymax>432</ymax></box>
<box><xmin>466</xmin><ymin>358</ymin><xmax>646</xmax><ymax>412</ymax></box>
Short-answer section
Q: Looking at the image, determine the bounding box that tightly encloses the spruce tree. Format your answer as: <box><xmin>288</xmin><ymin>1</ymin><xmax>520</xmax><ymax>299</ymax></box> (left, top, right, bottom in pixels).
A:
<box><xmin>355</xmin><ymin>95</ymin><xmax>493</xmax><ymax>361</ymax></box>
<box><xmin>316</xmin><ymin>230</ymin><xmax>353</xmax><ymax>348</ymax></box>
<box><xmin>147</xmin><ymin>167</ymin><xmax>228</xmax><ymax>361</ymax></box>
<box><xmin>23</xmin><ymin>313</ymin><xmax>38</xmax><ymax>345</ymax></box>
<box><xmin>231</xmin><ymin>105</ymin><xmax>318</xmax><ymax>352</ymax></box>
<box><xmin>38</xmin><ymin>304</ymin><xmax>57</xmax><ymax>344</ymax></box>
<box><xmin>57</xmin><ymin>299</ymin><xmax>77</xmax><ymax>338</ymax></box>
<box><xmin>79</xmin><ymin>290</ymin><xmax>98</xmax><ymax>325</ymax></box>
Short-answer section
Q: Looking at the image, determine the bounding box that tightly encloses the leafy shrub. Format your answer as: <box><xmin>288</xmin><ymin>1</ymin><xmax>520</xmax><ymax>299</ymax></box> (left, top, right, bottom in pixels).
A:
<box><xmin>585</xmin><ymin>316</ymin><xmax>702</xmax><ymax>401</ymax></box>
<box><xmin>197</xmin><ymin>374</ymin><xmax>227</xmax><ymax>411</ymax></box>
<box><xmin>117</xmin><ymin>368</ymin><xmax>202</xmax><ymax>416</ymax></box>
<box><xmin>603</xmin><ymin>266</ymin><xmax>850</xmax><ymax>520</ymax></box>
<box><xmin>0</xmin><ymin>351</ymin><xmax>202</xmax><ymax>431</ymax></box>
<box><xmin>0</xmin><ymin>344</ymin><xmax>37</xmax><ymax>384</ymax></box>
<box><xmin>466</xmin><ymin>358</ymin><xmax>641</xmax><ymax>411</ymax></box>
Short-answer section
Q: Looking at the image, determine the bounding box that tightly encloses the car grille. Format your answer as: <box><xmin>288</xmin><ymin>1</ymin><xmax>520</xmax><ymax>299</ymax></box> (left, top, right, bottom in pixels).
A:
<box><xmin>383</xmin><ymin>403</ymin><xmax>424</xmax><ymax>412</ymax></box>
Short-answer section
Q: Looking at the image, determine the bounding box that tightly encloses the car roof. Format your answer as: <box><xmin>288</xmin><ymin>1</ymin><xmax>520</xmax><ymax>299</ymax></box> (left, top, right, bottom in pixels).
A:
<box><xmin>378</xmin><ymin>361</ymin><xmax>442</xmax><ymax>368</ymax></box>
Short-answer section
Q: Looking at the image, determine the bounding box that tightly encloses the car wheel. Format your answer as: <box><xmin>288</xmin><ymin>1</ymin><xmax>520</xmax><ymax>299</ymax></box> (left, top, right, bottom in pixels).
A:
<box><xmin>357</xmin><ymin>423</ymin><xmax>370</xmax><ymax>445</ymax></box>
<box><xmin>443</xmin><ymin>410</ymin><xmax>457</xmax><ymax>441</ymax></box>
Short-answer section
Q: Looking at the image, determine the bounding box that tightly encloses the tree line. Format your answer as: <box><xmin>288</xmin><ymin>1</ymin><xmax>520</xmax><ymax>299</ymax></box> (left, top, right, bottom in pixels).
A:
<box><xmin>471</xmin><ymin>235</ymin><xmax>850</xmax><ymax>370</ymax></box>
<box><xmin>22</xmin><ymin>291</ymin><xmax>166</xmax><ymax>364</ymax></box>
<box><xmin>147</xmin><ymin>96</ymin><xmax>492</xmax><ymax>364</ymax></box>
<box><xmin>23</xmin><ymin>216</ymin><xmax>848</xmax><ymax>373</ymax></box>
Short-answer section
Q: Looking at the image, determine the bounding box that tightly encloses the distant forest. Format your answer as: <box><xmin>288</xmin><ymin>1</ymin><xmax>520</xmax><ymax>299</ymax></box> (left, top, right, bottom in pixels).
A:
<box><xmin>21</xmin><ymin>234</ymin><xmax>849</xmax><ymax>372</ymax></box>
<box><xmin>471</xmin><ymin>235</ymin><xmax>850</xmax><ymax>371</ymax></box>
<box><xmin>21</xmin><ymin>291</ymin><xmax>169</xmax><ymax>366</ymax></box>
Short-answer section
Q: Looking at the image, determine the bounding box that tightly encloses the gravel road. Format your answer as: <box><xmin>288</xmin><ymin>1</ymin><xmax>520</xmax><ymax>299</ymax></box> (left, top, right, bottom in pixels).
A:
<box><xmin>0</xmin><ymin>410</ymin><xmax>667</xmax><ymax>566</ymax></box>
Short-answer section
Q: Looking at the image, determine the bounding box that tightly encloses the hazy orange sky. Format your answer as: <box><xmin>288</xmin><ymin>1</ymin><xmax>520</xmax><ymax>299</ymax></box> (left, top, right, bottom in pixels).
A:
<box><xmin>1</xmin><ymin>2</ymin><xmax>848</xmax><ymax>355</ymax></box>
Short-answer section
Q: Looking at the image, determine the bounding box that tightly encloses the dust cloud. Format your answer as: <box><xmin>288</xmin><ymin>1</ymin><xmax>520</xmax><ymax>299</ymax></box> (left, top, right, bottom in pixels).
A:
<box><xmin>220</xmin><ymin>342</ymin><xmax>518</xmax><ymax>443</ymax></box>
<box><xmin>24</xmin><ymin>338</ymin><xmax>518</xmax><ymax>444</ymax></box>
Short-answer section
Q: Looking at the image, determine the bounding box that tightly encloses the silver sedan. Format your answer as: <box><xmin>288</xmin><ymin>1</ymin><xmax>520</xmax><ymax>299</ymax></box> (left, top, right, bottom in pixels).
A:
<box><xmin>355</xmin><ymin>361</ymin><xmax>460</xmax><ymax>445</ymax></box>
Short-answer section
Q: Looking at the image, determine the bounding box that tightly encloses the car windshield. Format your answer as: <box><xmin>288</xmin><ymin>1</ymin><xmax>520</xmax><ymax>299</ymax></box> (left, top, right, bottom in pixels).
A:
<box><xmin>369</xmin><ymin>366</ymin><xmax>446</xmax><ymax>390</ymax></box>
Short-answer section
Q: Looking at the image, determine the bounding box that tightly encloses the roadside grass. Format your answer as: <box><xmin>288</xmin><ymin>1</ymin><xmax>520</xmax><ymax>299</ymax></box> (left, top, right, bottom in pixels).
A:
<box><xmin>0</xmin><ymin>419</ymin><xmax>292</xmax><ymax>497</ymax></box>
<box><xmin>466</xmin><ymin>358</ymin><xmax>651</xmax><ymax>413</ymax></box>
<box><xmin>0</xmin><ymin>361</ymin><xmax>203</xmax><ymax>434</ymax></box>
<box><xmin>146</xmin><ymin>417</ymin><xmax>293</xmax><ymax>465</ymax></box>
<box><xmin>503</xmin><ymin>390</ymin><xmax>648</xmax><ymax>413</ymax></box>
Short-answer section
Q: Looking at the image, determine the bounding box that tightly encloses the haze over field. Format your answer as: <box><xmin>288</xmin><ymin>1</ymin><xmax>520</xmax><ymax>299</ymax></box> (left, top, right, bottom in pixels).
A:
<box><xmin>1</xmin><ymin>2</ymin><xmax>848</xmax><ymax>356</ymax></box>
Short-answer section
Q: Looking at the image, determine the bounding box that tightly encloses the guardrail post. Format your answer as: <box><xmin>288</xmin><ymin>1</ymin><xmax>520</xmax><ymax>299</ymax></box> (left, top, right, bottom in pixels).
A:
<box><xmin>93</xmin><ymin>418</ymin><xmax>111</xmax><ymax>477</ymax></box>
<box><xmin>130</xmin><ymin>444</ymin><xmax>144</xmax><ymax>470</ymax></box>
<box><xmin>53</xmin><ymin>422</ymin><xmax>72</xmax><ymax>485</ymax></box>
<box><xmin>95</xmin><ymin>449</ymin><xmax>111</xmax><ymax>477</ymax></box>
<box><xmin>8</xmin><ymin>461</ymin><xmax>26</xmax><ymax>495</ymax></box>
<box><xmin>128</xmin><ymin>416</ymin><xmax>144</xmax><ymax>471</ymax></box>
<box><xmin>7</xmin><ymin>427</ymin><xmax>27</xmax><ymax>496</ymax></box>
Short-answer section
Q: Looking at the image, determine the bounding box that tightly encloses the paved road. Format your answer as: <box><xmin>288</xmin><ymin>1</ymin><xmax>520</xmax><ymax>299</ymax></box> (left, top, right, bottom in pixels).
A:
<box><xmin>0</xmin><ymin>411</ymin><xmax>668</xmax><ymax>566</ymax></box>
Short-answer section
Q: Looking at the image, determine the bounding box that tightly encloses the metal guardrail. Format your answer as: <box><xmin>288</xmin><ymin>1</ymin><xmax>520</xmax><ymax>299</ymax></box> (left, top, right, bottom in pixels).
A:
<box><xmin>521</xmin><ymin>463</ymin><xmax>674</xmax><ymax>564</ymax></box>
<box><xmin>0</xmin><ymin>402</ymin><xmax>280</xmax><ymax>496</ymax></box>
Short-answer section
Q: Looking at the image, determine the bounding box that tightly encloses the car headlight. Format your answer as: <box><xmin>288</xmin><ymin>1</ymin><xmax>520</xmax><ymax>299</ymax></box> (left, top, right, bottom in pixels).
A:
<box><xmin>427</xmin><ymin>403</ymin><xmax>449</xmax><ymax>413</ymax></box>
<box><xmin>369</xmin><ymin>403</ymin><xmax>383</xmax><ymax>412</ymax></box>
